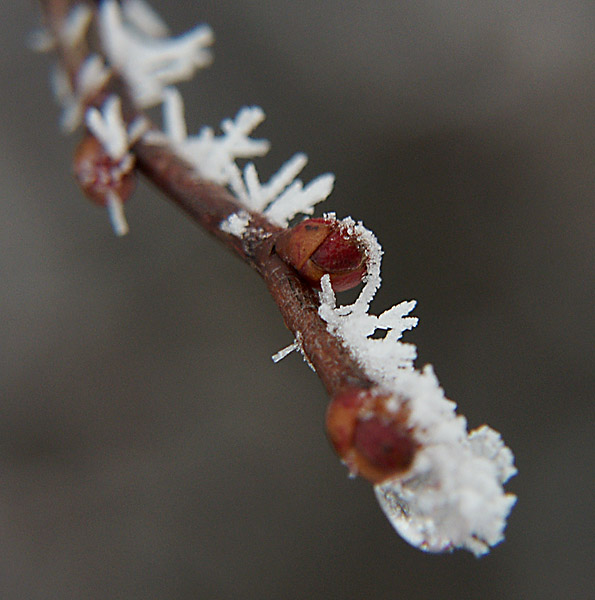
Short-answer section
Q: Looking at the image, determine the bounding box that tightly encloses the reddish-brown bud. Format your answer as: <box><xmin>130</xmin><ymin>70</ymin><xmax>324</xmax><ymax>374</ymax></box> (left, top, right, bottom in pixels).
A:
<box><xmin>326</xmin><ymin>388</ymin><xmax>417</xmax><ymax>483</ymax></box>
<box><xmin>73</xmin><ymin>135</ymin><xmax>135</xmax><ymax>207</ymax></box>
<box><xmin>275</xmin><ymin>218</ymin><xmax>366</xmax><ymax>292</ymax></box>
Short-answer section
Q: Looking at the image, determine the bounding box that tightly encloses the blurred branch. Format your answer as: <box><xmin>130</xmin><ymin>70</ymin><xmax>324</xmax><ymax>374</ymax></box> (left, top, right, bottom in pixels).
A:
<box><xmin>38</xmin><ymin>0</ymin><xmax>373</xmax><ymax>399</ymax></box>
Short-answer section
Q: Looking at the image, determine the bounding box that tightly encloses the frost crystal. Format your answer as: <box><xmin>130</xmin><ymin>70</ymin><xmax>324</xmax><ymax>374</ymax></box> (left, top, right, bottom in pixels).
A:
<box><xmin>148</xmin><ymin>87</ymin><xmax>269</xmax><ymax>184</ymax></box>
<box><xmin>219</xmin><ymin>210</ymin><xmax>251</xmax><ymax>237</ymax></box>
<box><xmin>98</xmin><ymin>0</ymin><xmax>213</xmax><ymax>107</ymax></box>
<box><xmin>121</xmin><ymin>0</ymin><xmax>170</xmax><ymax>38</ymax></box>
<box><xmin>318</xmin><ymin>222</ymin><xmax>516</xmax><ymax>555</ymax></box>
<box><xmin>52</xmin><ymin>55</ymin><xmax>111</xmax><ymax>133</ymax></box>
<box><xmin>271</xmin><ymin>332</ymin><xmax>315</xmax><ymax>371</ymax></box>
<box><xmin>149</xmin><ymin>89</ymin><xmax>334</xmax><ymax>231</ymax></box>
<box><xmin>229</xmin><ymin>155</ymin><xmax>335</xmax><ymax>227</ymax></box>
<box><xmin>374</xmin><ymin>369</ymin><xmax>517</xmax><ymax>556</ymax></box>
<box><xmin>86</xmin><ymin>96</ymin><xmax>129</xmax><ymax>161</ymax></box>
<box><xmin>84</xmin><ymin>95</ymin><xmax>147</xmax><ymax>236</ymax></box>
<box><xmin>60</xmin><ymin>4</ymin><xmax>94</xmax><ymax>48</ymax></box>
<box><xmin>29</xmin><ymin>3</ymin><xmax>93</xmax><ymax>52</ymax></box>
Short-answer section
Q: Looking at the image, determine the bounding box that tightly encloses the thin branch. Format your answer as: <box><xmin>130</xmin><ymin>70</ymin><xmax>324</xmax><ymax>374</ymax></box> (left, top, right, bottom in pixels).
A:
<box><xmin>39</xmin><ymin>0</ymin><xmax>373</xmax><ymax>400</ymax></box>
<box><xmin>36</xmin><ymin>0</ymin><xmax>517</xmax><ymax>556</ymax></box>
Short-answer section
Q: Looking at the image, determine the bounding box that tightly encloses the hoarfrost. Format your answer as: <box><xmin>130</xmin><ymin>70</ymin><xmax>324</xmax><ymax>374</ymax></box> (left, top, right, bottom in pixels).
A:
<box><xmin>121</xmin><ymin>0</ymin><xmax>170</xmax><ymax>38</ymax></box>
<box><xmin>220</xmin><ymin>210</ymin><xmax>251</xmax><ymax>237</ymax></box>
<box><xmin>86</xmin><ymin>95</ymin><xmax>129</xmax><ymax>161</ymax></box>
<box><xmin>151</xmin><ymin>89</ymin><xmax>333</xmax><ymax>227</ymax></box>
<box><xmin>229</xmin><ymin>153</ymin><xmax>334</xmax><ymax>227</ymax></box>
<box><xmin>148</xmin><ymin>87</ymin><xmax>269</xmax><ymax>183</ymax></box>
<box><xmin>375</xmin><ymin>375</ymin><xmax>518</xmax><ymax>556</ymax></box>
<box><xmin>271</xmin><ymin>332</ymin><xmax>315</xmax><ymax>371</ymax></box>
<box><xmin>98</xmin><ymin>0</ymin><xmax>213</xmax><ymax>107</ymax></box>
<box><xmin>84</xmin><ymin>95</ymin><xmax>147</xmax><ymax>236</ymax></box>
<box><xmin>318</xmin><ymin>221</ymin><xmax>516</xmax><ymax>555</ymax></box>
<box><xmin>52</xmin><ymin>55</ymin><xmax>111</xmax><ymax>133</ymax></box>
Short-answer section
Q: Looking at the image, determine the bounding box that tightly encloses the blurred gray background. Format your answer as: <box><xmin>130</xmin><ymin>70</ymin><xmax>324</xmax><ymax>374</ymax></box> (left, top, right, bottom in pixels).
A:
<box><xmin>1</xmin><ymin>1</ymin><xmax>593</xmax><ymax>598</ymax></box>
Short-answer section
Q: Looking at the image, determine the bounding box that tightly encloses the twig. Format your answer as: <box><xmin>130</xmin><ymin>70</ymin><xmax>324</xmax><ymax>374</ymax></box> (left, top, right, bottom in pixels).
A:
<box><xmin>35</xmin><ymin>0</ymin><xmax>517</xmax><ymax>556</ymax></box>
<box><xmin>39</xmin><ymin>0</ymin><xmax>373</xmax><ymax>400</ymax></box>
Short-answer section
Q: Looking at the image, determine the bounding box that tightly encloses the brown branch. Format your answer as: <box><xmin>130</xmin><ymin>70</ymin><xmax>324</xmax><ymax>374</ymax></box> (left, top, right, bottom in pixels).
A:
<box><xmin>39</xmin><ymin>0</ymin><xmax>374</xmax><ymax>400</ymax></box>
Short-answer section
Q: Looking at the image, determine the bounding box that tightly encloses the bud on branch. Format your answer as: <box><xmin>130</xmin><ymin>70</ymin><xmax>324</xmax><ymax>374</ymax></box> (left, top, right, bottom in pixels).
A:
<box><xmin>326</xmin><ymin>388</ymin><xmax>417</xmax><ymax>483</ymax></box>
<box><xmin>73</xmin><ymin>133</ymin><xmax>135</xmax><ymax>235</ymax></box>
<box><xmin>275</xmin><ymin>217</ymin><xmax>367</xmax><ymax>292</ymax></box>
<box><xmin>37</xmin><ymin>0</ymin><xmax>517</xmax><ymax>557</ymax></box>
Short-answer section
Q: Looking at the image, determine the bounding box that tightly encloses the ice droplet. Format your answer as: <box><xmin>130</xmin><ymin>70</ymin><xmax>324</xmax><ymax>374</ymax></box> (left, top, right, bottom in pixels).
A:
<box><xmin>374</xmin><ymin>477</ymin><xmax>456</xmax><ymax>554</ymax></box>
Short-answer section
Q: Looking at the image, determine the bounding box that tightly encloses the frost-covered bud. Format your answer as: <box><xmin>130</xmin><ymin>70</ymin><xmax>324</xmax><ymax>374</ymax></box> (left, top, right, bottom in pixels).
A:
<box><xmin>275</xmin><ymin>218</ymin><xmax>366</xmax><ymax>292</ymax></box>
<box><xmin>326</xmin><ymin>388</ymin><xmax>417</xmax><ymax>483</ymax></box>
<box><xmin>73</xmin><ymin>134</ymin><xmax>135</xmax><ymax>235</ymax></box>
<box><xmin>74</xmin><ymin>135</ymin><xmax>135</xmax><ymax>205</ymax></box>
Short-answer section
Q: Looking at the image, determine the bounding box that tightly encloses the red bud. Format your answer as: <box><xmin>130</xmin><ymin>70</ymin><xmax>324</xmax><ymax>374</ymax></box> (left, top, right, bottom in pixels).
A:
<box><xmin>326</xmin><ymin>388</ymin><xmax>417</xmax><ymax>483</ymax></box>
<box><xmin>275</xmin><ymin>218</ymin><xmax>366</xmax><ymax>292</ymax></box>
<box><xmin>73</xmin><ymin>135</ymin><xmax>135</xmax><ymax>207</ymax></box>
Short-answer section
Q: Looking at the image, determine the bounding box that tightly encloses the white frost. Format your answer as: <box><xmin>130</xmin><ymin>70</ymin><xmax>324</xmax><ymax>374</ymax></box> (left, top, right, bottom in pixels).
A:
<box><xmin>84</xmin><ymin>96</ymin><xmax>146</xmax><ymax>236</ymax></box>
<box><xmin>98</xmin><ymin>0</ymin><xmax>213</xmax><ymax>107</ymax></box>
<box><xmin>105</xmin><ymin>190</ymin><xmax>130</xmax><ymax>237</ymax></box>
<box><xmin>52</xmin><ymin>55</ymin><xmax>111</xmax><ymax>133</ymax></box>
<box><xmin>271</xmin><ymin>332</ymin><xmax>315</xmax><ymax>371</ymax></box>
<box><xmin>318</xmin><ymin>220</ymin><xmax>516</xmax><ymax>555</ymax></box>
<box><xmin>229</xmin><ymin>153</ymin><xmax>308</xmax><ymax>212</ymax></box>
<box><xmin>61</xmin><ymin>4</ymin><xmax>94</xmax><ymax>48</ymax></box>
<box><xmin>219</xmin><ymin>210</ymin><xmax>251</xmax><ymax>238</ymax></box>
<box><xmin>152</xmin><ymin>89</ymin><xmax>334</xmax><ymax>228</ymax></box>
<box><xmin>122</xmin><ymin>0</ymin><xmax>170</xmax><ymax>38</ymax></box>
<box><xmin>29</xmin><ymin>3</ymin><xmax>93</xmax><ymax>52</ymax></box>
<box><xmin>148</xmin><ymin>87</ymin><xmax>269</xmax><ymax>184</ymax></box>
<box><xmin>229</xmin><ymin>154</ymin><xmax>335</xmax><ymax>227</ymax></box>
<box><xmin>374</xmin><ymin>367</ymin><xmax>517</xmax><ymax>556</ymax></box>
<box><xmin>264</xmin><ymin>172</ymin><xmax>335</xmax><ymax>227</ymax></box>
<box><xmin>86</xmin><ymin>95</ymin><xmax>129</xmax><ymax>161</ymax></box>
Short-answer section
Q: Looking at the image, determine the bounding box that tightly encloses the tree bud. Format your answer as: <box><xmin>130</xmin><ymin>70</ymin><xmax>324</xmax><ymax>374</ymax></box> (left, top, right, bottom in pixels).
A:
<box><xmin>326</xmin><ymin>388</ymin><xmax>417</xmax><ymax>483</ymax></box>
<box><xmin>275</xmin><ymin>218</ymin><xmax>366</xmax><ymax>292</ymax></box>
<box><xmin>73</xmin><ymin>135</ymin><xmax>135</xmax><ymax>207</ymax></box>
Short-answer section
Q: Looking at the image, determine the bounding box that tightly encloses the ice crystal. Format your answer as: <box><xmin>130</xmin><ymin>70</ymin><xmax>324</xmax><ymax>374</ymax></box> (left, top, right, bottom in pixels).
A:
<box><xmin>271</xmin><ymin>332</ymin><xmax>315</xmax><ymax>371</ymax></box>
<box><xmin>229</xmin><ymin>153</ymin><xmax>309</xmax><ymax>212</ymax></box>
<box><xmin>121</xmin><ymin>0</ymin><xmax>170</xmax><ymax>38</ymax></box>
<box><xmin>98</xmin><ymin>0</ymin><xmax>213</xmax><ymax>107</ymax></box>
<box><xmin>149</xmin><ymin>88</ymin><xmax>333</xmax><ymax>233</ymax></box>
<box><xmin>29</xmin><ymin>3</ymin><xmax>93</xmax><ymax>52</ymax></box>
<box><xmin>373</xmin><ymin>368</ymin><xmax>517</xmax><ymax>556</ymax></box>
<box><xmin>60</xmin><ymin>4</ymin><xmax>94</xmax><ymax>48</ymax></box>
<box><xmin>148</xmin><ymin>87</ymin><xmax>269</xmax><ymax>183</ymax></box>
<box><xmin>229</xmin><ymin>155</ymin><xmax>335</xmax><ymax>228</ymax></box>
<box><xmin>86</xmin><ymin>96</ymin><xmax>129</xmax><ymax>161</ymax></box>
<box><xmin>219</xmin><ymin>210</ymin><xmax>252</xmax><ymax>237</ymax></box>
<box><xmin>84</xmin><ymin>95</ymin><xmax>147</xmax><ymax>236</ymax></box>
<box><xmin>51</xmin><ymin>55</ymin><xmax>111</xmax><ymax>133</ymax></box>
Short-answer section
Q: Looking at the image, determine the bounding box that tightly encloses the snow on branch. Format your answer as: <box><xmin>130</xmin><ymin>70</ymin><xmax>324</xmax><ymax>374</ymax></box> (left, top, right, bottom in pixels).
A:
<box><xmin>81</xmin><ymin>95</ymin><xmax>147</xmax><ymax>235</ymax></box>
<box><xmin>318</xmin><ymin>222</ymin><xmax>517</xmax><ymax>555</ymax></box>
<box><xmin>38</xmin><ymin>0</ymin><xmax>516</xmax><ymax>557</ymax></box>
<box><xmin>148</xmin><ymin>88</ymin><xmax>334</xmax><ymax>230</ymax></box>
